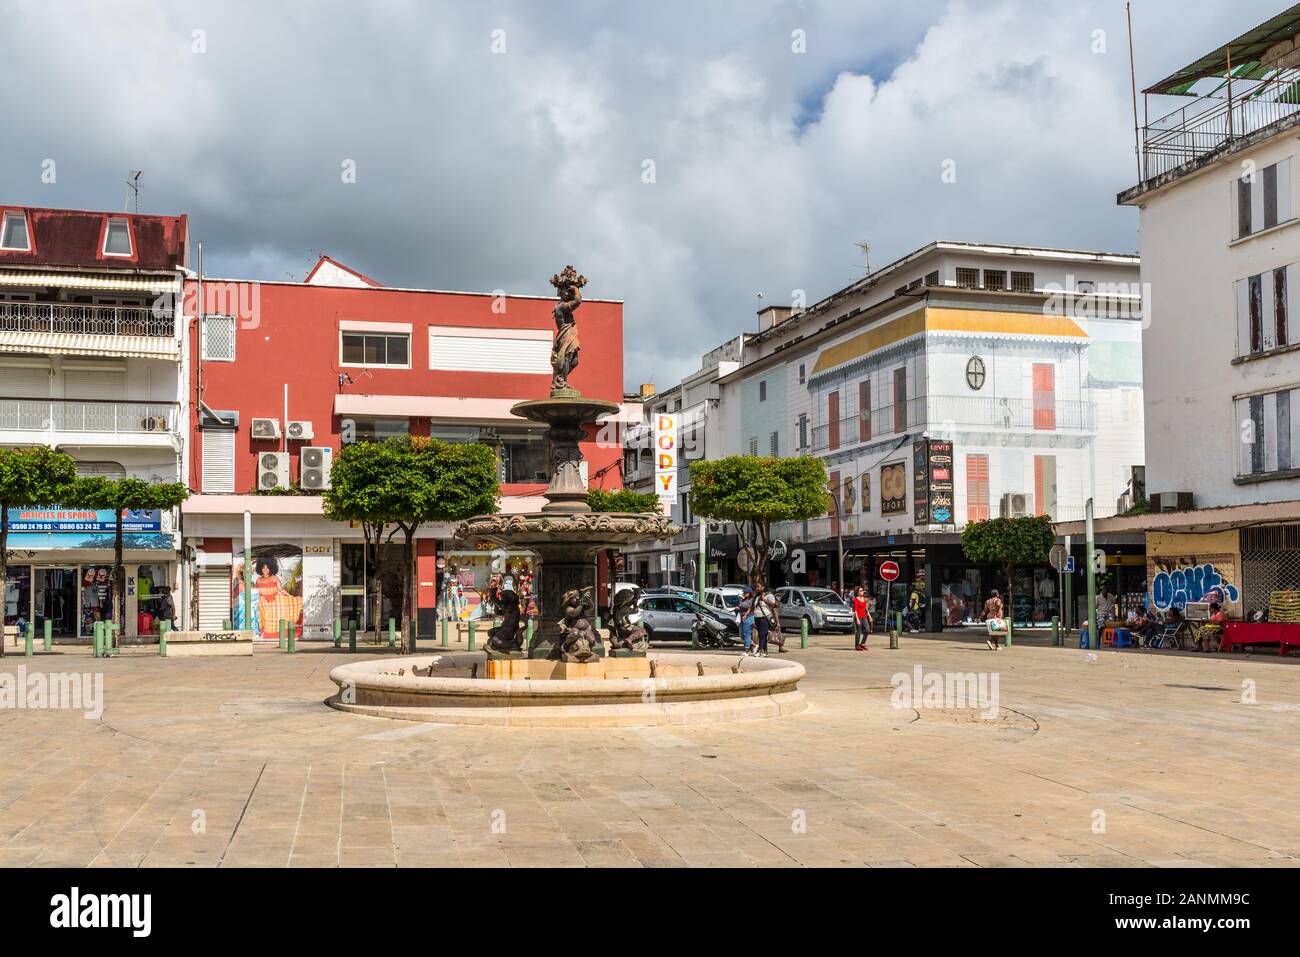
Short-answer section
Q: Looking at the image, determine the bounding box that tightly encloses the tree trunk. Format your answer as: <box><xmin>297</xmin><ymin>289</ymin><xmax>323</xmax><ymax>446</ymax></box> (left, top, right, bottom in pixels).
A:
<box><xmin>1004</xmin><ymin>562</ymin><xmax>1014</xmax><ymax>646</ymax></box>
<box><xmin>115</xmin><ymin>511</ymin><xmax>125</xmax><ymax>635</ymax></box>
<box><xmin>367</xmin><ymin>524</ymin><xmax>383</xmax><ymax>644</ymax></box>
<box><xmin>401</xmin><ymin>525</ymin><xmax>418</xmax><ymax>653</ymax></box>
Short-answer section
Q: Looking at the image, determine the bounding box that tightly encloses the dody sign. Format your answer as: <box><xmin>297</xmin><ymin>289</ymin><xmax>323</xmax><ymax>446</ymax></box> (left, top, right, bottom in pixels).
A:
<box><xmin>654</xmin><ymin>414</ymin><xmax>678</xmax><ymax>507</ymax></box>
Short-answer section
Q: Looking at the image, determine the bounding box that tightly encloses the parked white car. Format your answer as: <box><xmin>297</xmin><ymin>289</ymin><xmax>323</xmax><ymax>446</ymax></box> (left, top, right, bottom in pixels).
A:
<box><xmin>701</xmin><ymin>586</ymin><xmax>746</xmax><ymax>621</ymax></box>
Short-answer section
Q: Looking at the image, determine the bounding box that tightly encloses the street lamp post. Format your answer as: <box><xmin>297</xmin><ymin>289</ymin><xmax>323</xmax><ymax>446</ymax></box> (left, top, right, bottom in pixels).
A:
<box><xmin>826</xmin><ymin>484</ymin><xmax>845</xmax><ymax>594</ymax></box>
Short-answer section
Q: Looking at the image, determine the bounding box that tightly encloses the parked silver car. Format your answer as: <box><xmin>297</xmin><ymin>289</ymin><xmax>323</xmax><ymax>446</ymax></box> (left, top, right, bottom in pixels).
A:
<box><xmin>637</xmin><ymin>592</ymin><xmax>740</xmax><ymax>642</ymax></box>
<box><xmin>772</xmin><ymin>586</ymin><xmax>855</xmax><ymax>633</ymax></box>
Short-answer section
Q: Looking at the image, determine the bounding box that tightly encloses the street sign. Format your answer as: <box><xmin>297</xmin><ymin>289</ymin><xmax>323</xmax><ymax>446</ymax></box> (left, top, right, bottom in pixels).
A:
<box><xmin>1049</xmin><ymin>544</ymin><xmax>1068</xmax><ymax>571</ymax></box>
<box><xmin>879</xmin><ymin>560</ymin><xmax>900</xmax><ymax>582</ymax></box>
<box><xmin>1065</xmin><ymin>556</ymin><xmax>1075</xmax><ymax>573</ymax></box>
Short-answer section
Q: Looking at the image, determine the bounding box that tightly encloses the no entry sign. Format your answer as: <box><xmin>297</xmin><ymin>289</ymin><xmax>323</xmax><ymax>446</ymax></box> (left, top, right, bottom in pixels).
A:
<box><xmin>879</xmin><ymin>560</ymin><xmax>900</xmax><ymax>582</ymax></box>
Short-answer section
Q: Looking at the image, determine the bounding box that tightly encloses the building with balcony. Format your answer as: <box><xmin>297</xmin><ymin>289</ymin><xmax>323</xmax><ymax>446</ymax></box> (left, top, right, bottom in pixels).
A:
<box><xmin>1081</xmin><ymin>3</ymin><xmax>1300</xmax><ymax>621</ymax></box>
<box><xmin>715</xmin><ymin>240</ymin><xmax>1145</xmax><ymax>627</ymax></box>
<box><xmin>619</xmin><ymin>335</ymin><xmax>746</xmax><ymax>589</ymax></box>
<box><xmin>0</xmin><ymin>204</ymin><xmax>187</xmax><ymax>641</ymax></box>
<box><xmin>181</xmin><ymin>257</ymin><xmax>636</xmax><ymax>637</ymax></box>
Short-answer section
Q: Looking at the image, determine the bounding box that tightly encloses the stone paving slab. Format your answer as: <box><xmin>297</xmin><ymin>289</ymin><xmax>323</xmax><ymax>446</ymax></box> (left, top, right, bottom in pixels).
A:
<box><xmin>1</xmin><ymin>633</ymin><xmax>1299</xmax><ymax>867</ymax></box>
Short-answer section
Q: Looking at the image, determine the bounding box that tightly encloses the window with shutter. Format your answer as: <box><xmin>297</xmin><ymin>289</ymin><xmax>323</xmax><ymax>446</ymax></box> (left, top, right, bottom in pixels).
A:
<box><xmin>966</xmin><ymin>454</ymin><xmax>989</xmax><ymax>523</ymax></box>
<box><xmin>202</xmin><ymin>429</ymin><xmax>236</xmax><ymax>493</ymax></box>
<box><xmin>202</xmin><ymin>315</ymin><xmax>236</xmax><ymax>362</ymax></box>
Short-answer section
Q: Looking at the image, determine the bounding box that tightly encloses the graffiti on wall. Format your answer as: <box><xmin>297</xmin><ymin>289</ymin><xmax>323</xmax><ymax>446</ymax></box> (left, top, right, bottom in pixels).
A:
<box><xmin>1150</xmin><ymin>562</ymin><xmax>1240</xmax><ymax>611</ymax></box>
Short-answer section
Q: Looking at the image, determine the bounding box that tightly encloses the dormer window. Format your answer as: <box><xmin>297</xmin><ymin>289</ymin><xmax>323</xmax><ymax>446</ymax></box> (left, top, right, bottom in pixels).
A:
<box><xmin>103</xmin><ymin>218</ymin><xmax>133</xmax><ymax>257</ymax></box>
<box><xmin>0</xmin><ymin>211</ymin><xmax>31</xmax><ymax>251</ymax></box>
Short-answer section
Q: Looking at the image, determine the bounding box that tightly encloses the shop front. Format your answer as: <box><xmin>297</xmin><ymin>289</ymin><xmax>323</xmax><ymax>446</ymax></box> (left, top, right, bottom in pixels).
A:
<box><xmin>3</xmin><ymin>507</ymin><xmax>177</xmax><ymax>641</ymax></box>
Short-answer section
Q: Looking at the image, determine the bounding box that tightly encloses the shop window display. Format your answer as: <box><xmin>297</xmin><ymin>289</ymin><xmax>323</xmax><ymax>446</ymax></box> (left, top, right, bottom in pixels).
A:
<box><xmin>80</xmin><ymin>565</ymin><xmax>114</xmax><ymax>637</ymax></box>
<box><xmin>4</xmin><ymin>566</ymin><xmax>31</xmax><ymax>631</ymax></box>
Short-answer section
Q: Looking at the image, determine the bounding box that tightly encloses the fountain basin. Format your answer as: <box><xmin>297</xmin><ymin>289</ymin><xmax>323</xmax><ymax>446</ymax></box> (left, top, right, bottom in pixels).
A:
<box><xmin>327</xmin><ymin>651</ymin><xmax>807</xmax><ymax>727</ymax></box>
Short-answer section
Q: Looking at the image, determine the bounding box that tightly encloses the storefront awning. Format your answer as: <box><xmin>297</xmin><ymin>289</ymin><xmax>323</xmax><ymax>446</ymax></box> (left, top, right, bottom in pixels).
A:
<box><xmin>0</xmin><ymin>270</ymin><xmax>176</xmax><ymax>294</ymax></box>
<box><xmin>0</xmin><ymin>330</ymin><xmax>178</xmax><ymax>360</ymax></box>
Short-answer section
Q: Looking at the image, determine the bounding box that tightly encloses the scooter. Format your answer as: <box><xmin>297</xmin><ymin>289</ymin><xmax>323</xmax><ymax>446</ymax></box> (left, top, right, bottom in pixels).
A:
<box><xmin>691</xmin><ymin>612</ymin><xmax>738</xmax><ymax>649</ymax></box>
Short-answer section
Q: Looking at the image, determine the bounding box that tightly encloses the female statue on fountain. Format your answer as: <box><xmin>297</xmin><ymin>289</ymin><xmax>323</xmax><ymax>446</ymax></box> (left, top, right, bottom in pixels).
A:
<box><xmin>549</xmin><ymin>265</ymin><xmax>586</xmax><ymax>394</ymax></box>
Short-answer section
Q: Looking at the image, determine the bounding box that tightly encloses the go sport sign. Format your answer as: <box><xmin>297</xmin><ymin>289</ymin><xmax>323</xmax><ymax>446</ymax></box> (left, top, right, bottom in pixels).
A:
<box><xmin>654</xmin><ymin>413</ymin><xmax>678</xmax><ymax>508</ymax></box>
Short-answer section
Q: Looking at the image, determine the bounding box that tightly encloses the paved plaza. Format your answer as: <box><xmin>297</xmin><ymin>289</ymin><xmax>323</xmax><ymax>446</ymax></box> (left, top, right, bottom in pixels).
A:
<box><xmin>2</xmin><ymin>632</ymin><xmax>1299</xmax><ymax>868</ymax></box>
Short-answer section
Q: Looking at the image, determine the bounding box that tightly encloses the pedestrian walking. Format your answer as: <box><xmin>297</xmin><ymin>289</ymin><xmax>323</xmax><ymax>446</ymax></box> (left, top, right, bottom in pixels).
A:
<box><xmin>852</xmin><ymin>586</ymin><xmax>872</xmax><ymax>650</ymax></box>
<box><xmin>738</xmin><ymin>588</ymin><xmax>755</xmax><ymax>654</ymax></box>
<box><xmin>981</xmin><ymin>588</ymin><xmax>1004</xmax><ymax>651</ymax></box>
<box><xmin>753</xmin><ymin>583</ymin><xmax>778</xmax><ymax>657</ymax></box>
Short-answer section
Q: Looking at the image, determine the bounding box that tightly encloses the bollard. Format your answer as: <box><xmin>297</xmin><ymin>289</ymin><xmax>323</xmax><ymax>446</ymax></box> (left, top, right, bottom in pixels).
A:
<box><xmin>690</xmin><ymin>620</ymin><xmax>698</xmax><ymax>649</ymax></box>
<box><xmin>1006</xmin><ymin>619</ymin><xmax>1014</xmax><ymax>648</ymax></box>
<box><xmin>441</xmin><ymin>614</ymin><xmax>449</xmax><ymax>648</ymax></box>
<box><xmin>800</xmin><ymin>616</ymin><xmax>809</xmax><ymax>650</ymax></box>
<box><xmin>895</xmin><ymin>611</ymin><xmax>903</xmax><ymax>634</ymax></box>
<box><xmin>468</xmin><ymin>620</ymin><xmax>476</xmax><ymax>652</ymax></box>
<box><xmin>388</xmin><ymin>618</ymin><xmax>397</xmax><ymax>649</ymax></box>
<box><xmin>407</xmin><ymin>618</ymin><xmax>417</xmax><ymax>654</ymax></box>
<box><xmin>526</xmin><ymin>616</ymin><xmax>534</xmax><ymax>652</ymax></box>
<box><xmin>92</xmin><ymin>621</ymin><xmax>101</xmax><ymax>658</ymax></box>
<box><xmin>889</xmin><ymin>629</ymin><xmax>899</xmax><ymax>650</ymax></box>
<box><xmin>1051</xmin><ymin>616</ymin><xmax>1060</xmax><ymax>647</ymax></box>
<box><xmin>222</xmin><ymin>618</ymin><xmax>232</xmax><ymax>631</ymax></box>
<box><xmin>333</xmin><ymin>618</ymin><xmax>341</xmax><ymax>649</ymax></box>
<box><xmin>43</xmin><ymin>619</ymin><xmax>52</xmax><ymax>652</ymax></box>
<box><xmin>594</xmin><ymin>614</ymin><xmax>602</xmax><ymax>632</ymax></box>
<box><xmin>278</xmin><ymin>619</ymin><xmax>286</xmax><ymax>650</ymax></box>
<box><xmin>160</xmin><ymin>620</ymin><xmax>170</xmax><ymax>657</ymax></box>
<box><xmin>348</xmin><ymin>620</ymin><xmax>357</xmax><ymax>653</ymax></box>
<box><xmin>287</xmin><ymin>622</ymin><xmax>297</xmax><ymax>654</ymax></box>
<box><xmin>24</xmin><ymin>628</ymin><xmax>33</xmax><ymax>657</ymax></box>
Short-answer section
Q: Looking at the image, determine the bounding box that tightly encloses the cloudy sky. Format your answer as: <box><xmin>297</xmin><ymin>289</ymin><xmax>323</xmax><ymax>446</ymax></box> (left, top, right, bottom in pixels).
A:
<box><xmin>0</xmin><ymin>0</ymin><xmax>1284</xmax><ymax>387</ymax></box>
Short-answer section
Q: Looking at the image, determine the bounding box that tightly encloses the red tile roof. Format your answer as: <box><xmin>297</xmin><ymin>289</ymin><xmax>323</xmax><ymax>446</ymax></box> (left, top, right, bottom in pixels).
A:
<box><xmin>304</xmin><ymin>254</ymin><xmax>383</xmax><ymax>287</ymax></box>
<box><xmin>0</xmin><ymin>204</ymin><xmax>187</xmax><ymax>272</ymax></box>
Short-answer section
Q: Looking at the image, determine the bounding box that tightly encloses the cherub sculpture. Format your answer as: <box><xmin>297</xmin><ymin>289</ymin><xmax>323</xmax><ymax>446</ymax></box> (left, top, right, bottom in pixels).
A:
<box><xmin>485</xmin><ymin>589</ymin><xmax>525</xmax><ymax>656</ymax></box>
<box><xmin>608</xmin><ymin>586</ymin><xmax>648</xmax><ymax>654</ymax></box>
<box><xmin>557</xmin><ymin>586</ymin><xmax>598</xmax><ymax>662</ymax></box>
<box><xmin>549</xmin><ymin>265</ymin><xmax>586</xmax><ymax>393</ymax></box>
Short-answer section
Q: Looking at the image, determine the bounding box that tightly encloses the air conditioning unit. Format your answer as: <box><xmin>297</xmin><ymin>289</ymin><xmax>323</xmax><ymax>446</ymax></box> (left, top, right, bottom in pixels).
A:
<box><xmin>1000</xmin><ymin>492</ymin><xmax>1031</xmax><ymax>518</ymax></box>
<box><xmin>286</xmin><ymin>420</ymin><xmax>314</xmax><ymax>441</ymax></box>
<box><xmin>1150</xmin><ymin>491</ymin><xmax>1194</xmax><ymax>513</ymax></box>
<box><xmin>251</xmin><ymin>418</ymin><xmax>281</xmax><ymax>441</ymax></box>
<box><xmin>258</xmin><ymin>452</ymin><xmax>290</xmax><ymax>490</ymax></box>
<box><xmin>300</xmin><ymin>446</ymin><xmax>333</xmax><ymax>490</ymax></box>
<box><xmin>139</xmin><ymin>415</ymin><xmax>168</xmax><ymax>432</ymax></box>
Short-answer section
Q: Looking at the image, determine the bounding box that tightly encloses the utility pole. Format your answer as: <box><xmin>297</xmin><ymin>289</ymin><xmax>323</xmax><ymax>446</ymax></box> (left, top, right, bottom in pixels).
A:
<box><xmin>1085</xmin><ymin>500</ymin><xmax>1097</xmax><ymax>649</ymax></box>
<box><xmin>697</xmin><ymin>519</ymin><xmax>707</xmax><ymax>603</ymax></box>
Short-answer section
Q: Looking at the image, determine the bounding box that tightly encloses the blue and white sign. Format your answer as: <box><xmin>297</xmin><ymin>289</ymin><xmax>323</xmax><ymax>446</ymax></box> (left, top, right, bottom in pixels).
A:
<box><xmin>7</xmin><ymin>508</ymin><xmax>162</xmax><ymax>534</ymax></box>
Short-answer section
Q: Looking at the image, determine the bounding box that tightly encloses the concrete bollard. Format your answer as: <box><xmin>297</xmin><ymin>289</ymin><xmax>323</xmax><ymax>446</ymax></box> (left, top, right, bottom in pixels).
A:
<box><xmin>441</xmin><ymin>614</ymin><xmax>449</xmax><ymax>648</ymax></box>
<box><xmin>895</xmin><ymin>611</ymin><xmax>903</xmax><ymax>634</ymax></box>
<box><xmin>468</xmin><ymin>620</ymin><xmax>476</xmax><ymax>652</ymax></box>
<box><xmin>43</xmin><ymin>619</ymin><xmax>52</xmax><ymax>652</ymax></box>
<box><xmin>159</xmin><ymin>620</ymin><xmax>170</xmax><ymax>657</ymax></box>
<box><xmin>222</xmin><ymin>618</ymin><xmax>232</xmax><ymax>631</ymax></box>
<box><xmin>24</xmin><ymin>628</ymin><xmax>33</xmax><ymax>657</ymax></box>
<box><xmin>526</xmin><ymin>616</ymin><xmax>534</xmax><ymax>652</ymax></box>
<box><xmin>348</xmin><ymin>620</ymin><xmax>357</xmax><ymax>653</ymax></box>
<box><xmin>92</xmin><ymin>621</ymin><xmax>103</xmax><ymax>658</ymax></box>
<box><xmin>333</xmin><ymin>618</ymin><xmax>341</xmax><ymax>649</ymax></box>
<box><xmin>1051</xmin><ymin>616</ymin><xmax>1060</xmax><ymax>647</ymax></box>
<box><xmin>1006</xmin><ymin>619</ymin><xmax>1014</xmax><ymax>648</ymax></box>
<box><xmin>800</xmin><ymin>617</ymin><xmax>809</xmax><ymax>649</ymax></box>
<box><xmin>278</xmin><ymin>619</ymin><xmax>287</xmax><ymax>650</ymax></box>
<box><xmin>287</xmin><ymin>622</ymin><xmax>297</xmax><ymax>654</ymax></box>
<box><xmin>889</xmin><ymin>629</ymin><xmax>899</xmax><ymax>650</ymax></box>
<box><xmin>388</xmin><ymin>618</ymin><xmax>397</xmax><ymax>649</ymax></box>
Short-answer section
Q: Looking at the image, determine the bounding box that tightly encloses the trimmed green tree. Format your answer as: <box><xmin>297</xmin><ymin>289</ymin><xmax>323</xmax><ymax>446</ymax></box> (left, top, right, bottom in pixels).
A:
<box><xmin>960</xmin><ymin>514</ymin><xmax>1055</xmax><ymax>636</ymax></box>
<box><xmin>323</xmin><ymin>439</ymin><xmax>404</xmax><ymax>642</ymax></box>
<box><xmin>0</xmin><ymin>447</ymin><xmax>78</xmax><ymax>656</ymax></box>
<box><xmin>689</xmin><ymin>455</ymin><xmax>829</xmax><ymax>588</ymax></box>
<box><xmin>325</xmin><ymin>436</ymin><xmax>499</xmax><ymax>652</ymax></box>
<box><xmin>586</xmin><ymin>488</ymin><xmax>660</xmax><ymax>513</ymax></box>
<box><xmin>70</xmin><ymin>476</ymin><xmax>189</xmax><ymax>634</ymax></box>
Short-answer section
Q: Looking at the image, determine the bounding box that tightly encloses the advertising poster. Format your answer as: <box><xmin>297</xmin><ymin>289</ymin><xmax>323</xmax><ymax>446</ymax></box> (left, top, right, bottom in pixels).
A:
<box><xmin>913</xmin><ymin>440</ymin><xmax>931</xmax><ymax>524</ymax></box>
<box><xmin>927</xmin><ymin>439</ymin><xmax>955</xmax><ymax>526</ymax></box>
<box><xmin>4</xmin><ymin>507</ymin><xmax>170</xmax><ymax>551</ymax></box>
<box><xmin>654</xmin><ymin>413</ymin><xmax>678</xmax><ymax>509</ymax></box>
<box><xmin>232</xmin><ymin>543</ymin><xmax>304</xmax><ymax>640</ymax></box>
<box><xmin>880</xmin><ymin>461</ymin><xmax>907</xmax><ymax>516</ymax></box>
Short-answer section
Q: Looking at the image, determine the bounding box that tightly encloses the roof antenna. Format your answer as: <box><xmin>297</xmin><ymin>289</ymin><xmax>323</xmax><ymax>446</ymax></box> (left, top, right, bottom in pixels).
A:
<box><xmin>854</xmin><ymin>239</ymin><xmax>872</xmax><ymax>275</ymax></box>
<box><xmin>126</xmin><ymin>171</ymin><xmax>143</xmax><ymax>213</ymax></box>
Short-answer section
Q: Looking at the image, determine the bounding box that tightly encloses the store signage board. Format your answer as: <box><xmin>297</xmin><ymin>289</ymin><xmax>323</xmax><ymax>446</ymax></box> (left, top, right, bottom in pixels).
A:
<box><xmin>7</xmin><ymin>507</ymin><xmax>162</xmax><ymax>534</ymax></box>
<box><xmin>880</xmin><ymin>461</ymin><xmax>908</xmax><ymax>516</ymax></box>
<box><xmin>654</xmin><ymin>413</ymin><xmax>678</xmax><ymax>509</ymax></box>
<box><xmin>912</xmin><ymin>439</ymin><xmax>954</xmax><ymax>527</ymax></box>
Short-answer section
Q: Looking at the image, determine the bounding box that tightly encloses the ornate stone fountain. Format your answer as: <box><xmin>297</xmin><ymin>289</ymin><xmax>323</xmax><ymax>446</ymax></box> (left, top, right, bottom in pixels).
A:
<box><xmin>327</xmin><ymin>267</ymin><xmax>807</xmax><ymax>726</ymax></box>
<box><xmin>454</xmin><ymin>265</ymin><xmax>677</xmax><ymax>665</ymax></box>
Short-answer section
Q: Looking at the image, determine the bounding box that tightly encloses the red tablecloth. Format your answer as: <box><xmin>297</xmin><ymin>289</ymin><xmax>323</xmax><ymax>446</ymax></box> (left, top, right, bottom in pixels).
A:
<box><xmin>1221</xmin><ymin>621</ymin><xmax>1300</xmax><ymax>656</ymax></box>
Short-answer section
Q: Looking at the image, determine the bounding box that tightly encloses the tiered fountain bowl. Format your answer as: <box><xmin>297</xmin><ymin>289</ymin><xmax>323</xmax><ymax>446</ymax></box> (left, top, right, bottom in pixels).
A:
<box><xmin>327</xmin><ymin>268</ymin><xmax>806</xmax><ymax>727</ymax></box>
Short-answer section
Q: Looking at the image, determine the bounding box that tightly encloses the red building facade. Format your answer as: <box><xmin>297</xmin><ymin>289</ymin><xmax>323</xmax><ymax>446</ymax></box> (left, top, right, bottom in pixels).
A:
<box><xmin>180</xmin><ymin>261</ymin><xmax>630</xmax><ymax>637</ymax></box>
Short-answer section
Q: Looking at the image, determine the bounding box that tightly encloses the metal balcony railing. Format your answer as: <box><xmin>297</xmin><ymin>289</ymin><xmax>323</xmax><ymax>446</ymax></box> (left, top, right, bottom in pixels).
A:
<box><xmin>927</xmin><ymin>396</ymin><xmax>1093</xmax><ymax>432</ymax></box>
<box><xmin>811</xmin><ymin>397</ymin><xmax>926</xmax><ymax>452</ymax></box>
<box><xmin>1142</xmin><ymin>68</ymin><xmax>1300</xmax><ymax>180</ymax></box>
<box><xmin>0</xmin><ymin>398</ymin><xmax>178</xmax><ymax>434</ymax></box>
<box><xmin>0</xmin><ymin>301</ymin><xmax>175</xmax><ymax>338</ymax></box>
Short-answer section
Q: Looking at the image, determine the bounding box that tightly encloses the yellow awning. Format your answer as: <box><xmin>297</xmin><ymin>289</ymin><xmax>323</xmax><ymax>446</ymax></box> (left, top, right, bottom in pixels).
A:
<box><xmin>0</xmin><ymin>330</ymin><xmax>178</xmax><ymax>360</ymax></box>
<box><xmin>0</xmin><ymin>270</ymin><xmax>176</xmax><ymax>294</ymax></box>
